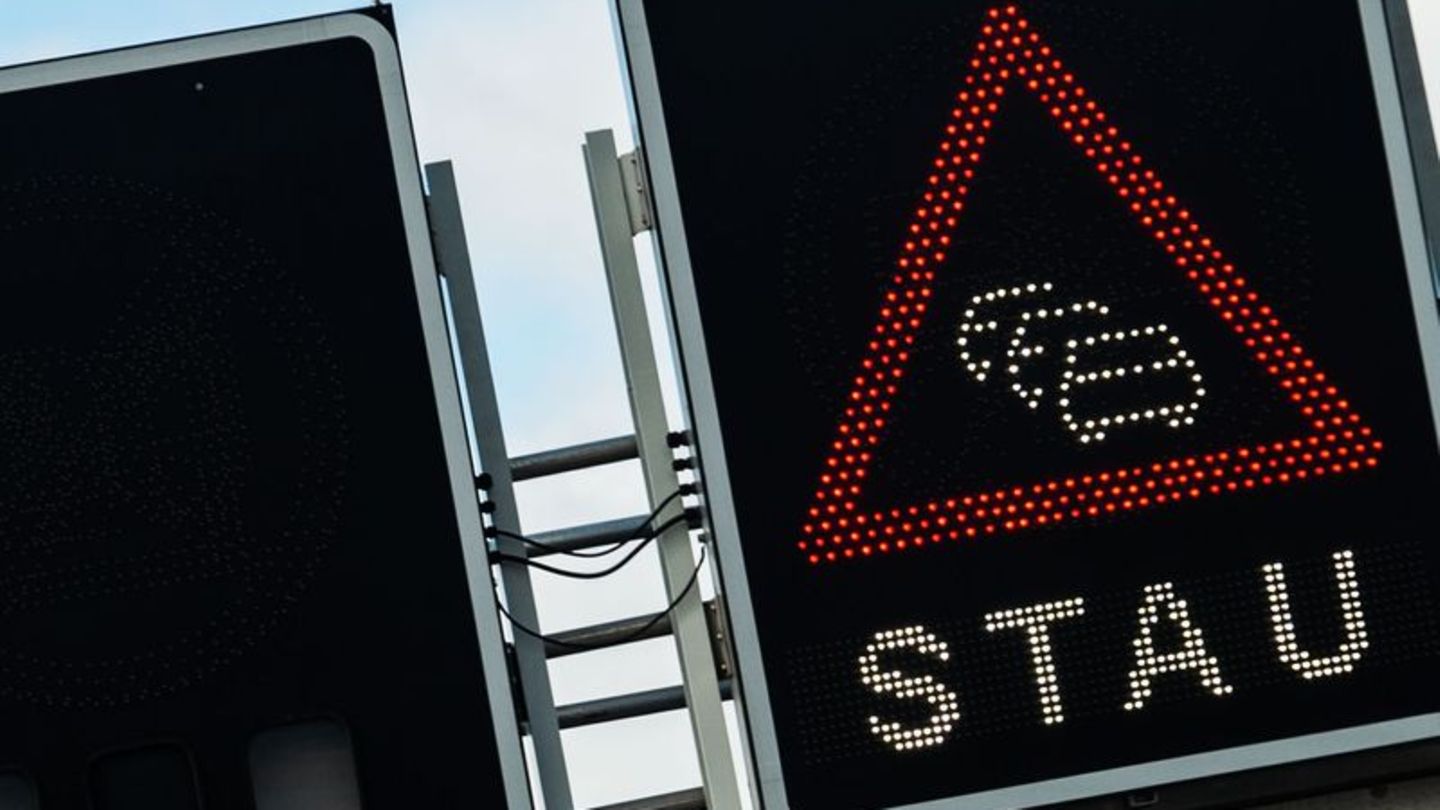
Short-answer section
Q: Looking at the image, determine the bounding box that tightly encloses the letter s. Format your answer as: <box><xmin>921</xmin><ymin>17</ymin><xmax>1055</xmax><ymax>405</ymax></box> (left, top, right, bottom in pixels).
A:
<box><xmin>858</xmin><ymin>625</ymin><xmax>961</xmax><ymax>751</ymax></box>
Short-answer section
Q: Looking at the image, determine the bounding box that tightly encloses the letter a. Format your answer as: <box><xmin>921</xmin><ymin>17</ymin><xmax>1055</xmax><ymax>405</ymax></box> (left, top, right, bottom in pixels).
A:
<box><xmin>1125</xmin><ymin>583</ymin><xmax>1233</xmax><ymax>711</ymax></box>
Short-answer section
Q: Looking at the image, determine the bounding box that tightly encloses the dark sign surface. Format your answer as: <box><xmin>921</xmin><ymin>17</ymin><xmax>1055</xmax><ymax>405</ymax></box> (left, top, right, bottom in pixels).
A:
<box><xmin>0</xmin><ymin>12</ymin><xmax>527</xmax><ymax>809</ymax></box>
<box><xmin>618</xmin><ymin>0</ymin><xmax>1440</xmax><ymax>807</ymax></box>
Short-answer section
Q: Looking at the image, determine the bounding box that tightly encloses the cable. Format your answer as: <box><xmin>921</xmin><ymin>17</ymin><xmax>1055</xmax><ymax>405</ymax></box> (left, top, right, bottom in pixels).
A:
<box><xmin>489</xmin><ymin>488</ymin><xmax>684</xmax><ymax>559</ymax></box>
<box><xmin>493</xmin><ymin>509</ymin><xmax>697</xmax><ymax>580</ymax></box>
<box><xmin>493</xmin><ymin>531</ymin><xmax>626</xmax><ymax>559</ymax></box>
<box><xmin>495</xmin><ymin>545</ymin><xmax>708</xmax><ymax>651</ymax></box>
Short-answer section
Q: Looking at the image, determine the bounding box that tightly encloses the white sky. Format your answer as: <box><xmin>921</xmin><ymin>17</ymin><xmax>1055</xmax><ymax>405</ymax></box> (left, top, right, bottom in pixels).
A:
<box><xmin>2</xmin><ymin>2</ymin><xmax>1440</xmax><ymax>808</ymax></box>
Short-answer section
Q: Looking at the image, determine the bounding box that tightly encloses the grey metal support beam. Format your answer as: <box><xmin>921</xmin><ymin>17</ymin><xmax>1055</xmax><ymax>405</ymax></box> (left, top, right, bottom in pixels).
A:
<box><xmin>584</xmin><ymin>129</ymin><xmax>744</xmax><ymax>810</ymax></box>
<box><xmin>424</xmin><ymin>161</ymin><xmax>575</xmax><ymax>810</ymax></box>
<box><xmin>593</xmin><ymin>788</ymin><xmax>706</xmax><ymax>810</ymax></box>
<box><xmin>510</xmin><ymin>434</ymin><xmax>639</xmax><ymax>482</ymax></box>
<box><xmin>556</xmin><ymin>680</ymin><xmax>735</xmax><ymax>730</ymax></box>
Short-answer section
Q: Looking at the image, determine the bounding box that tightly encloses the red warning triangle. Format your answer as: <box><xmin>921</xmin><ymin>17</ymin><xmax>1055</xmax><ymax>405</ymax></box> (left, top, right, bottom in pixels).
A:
<box><xmin>800</xmin><ymin>3</ymin><xmax>1383</xmax><ymax>565</ymax></box>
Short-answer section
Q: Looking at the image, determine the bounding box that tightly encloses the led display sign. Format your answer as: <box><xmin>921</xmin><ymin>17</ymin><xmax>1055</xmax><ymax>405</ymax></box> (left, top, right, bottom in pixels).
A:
<box><xmin>616</xmin><ymin>0</ymin><xmax>1440</xmax><ymax>807</ymax></box>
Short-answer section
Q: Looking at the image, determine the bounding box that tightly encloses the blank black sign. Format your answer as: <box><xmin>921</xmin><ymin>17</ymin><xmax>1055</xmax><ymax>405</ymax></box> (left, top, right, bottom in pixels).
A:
<box><xmin>0</xmin><ymin>11</ymin><xmax>520</xmax><ymax>808</ymax></box>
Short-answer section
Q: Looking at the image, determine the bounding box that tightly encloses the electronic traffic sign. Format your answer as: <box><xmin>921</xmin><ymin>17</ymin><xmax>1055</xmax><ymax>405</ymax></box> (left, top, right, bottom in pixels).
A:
<box><xmin>616</xmin><ymin>0</ymin><xmax>1440</xmax><ymax>807</ymax></box>
<box><xmin>0</xmin><ymin>11</ymin><xmax>529</xmax><ymax>809</ymax></box>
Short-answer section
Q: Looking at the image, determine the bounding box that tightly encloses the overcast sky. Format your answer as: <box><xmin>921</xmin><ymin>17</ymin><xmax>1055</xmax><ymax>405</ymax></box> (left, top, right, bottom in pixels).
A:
<box><xmin>3</xmin><ymin>2</ymin><xmax>1440</xmax><ymax>809</ymax></box>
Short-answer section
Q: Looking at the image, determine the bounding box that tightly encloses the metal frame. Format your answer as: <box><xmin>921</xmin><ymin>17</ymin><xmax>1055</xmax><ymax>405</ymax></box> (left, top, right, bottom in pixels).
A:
<box><xmin>607</xmin><ymin>6</ymin><xmax>777</xmax><ymax>805</ymax></box>
<box><xmin>427</xmin><ymin>140</ymin><xmax>746</xmax><ymax>807</ymax></box>
<box><xmin>584</xmin><ymin>129</ymin><xmax>745</xmax><ymax>810</ymax></box>
<box><xmin>1384</xmin><ymin>0</ymin><xmax>1440</xmax><ymax>301</ymax></box>
<box><xmin>322</xmin><ymin>29</ymin><xmax>538</xmax><ymax>810</ymax></box>
<box><xmin>610</xmin><ymin>0</ymin><xmax>1440</xmax><ymax>807</ymax></box>
<box><xmin>426</xmin><ymin>161</ymin><xmax>562</xmax><ymax>809</ymax></box>
<box><xmin>0</xmin><ymin>17</ymin><xmax>534</xmax><ymax>810</ymax></box>
<box><xmin>434</xmin><ymin>154</ymin><xmax>739</xmax><ymax>807</ymax></box>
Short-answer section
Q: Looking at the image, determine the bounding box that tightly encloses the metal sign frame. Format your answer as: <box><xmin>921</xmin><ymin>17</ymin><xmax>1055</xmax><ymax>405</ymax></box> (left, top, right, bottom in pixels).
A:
<box><xmin>611</xmin><ymin>0</ymin><xmax>1440</xmax><ymax>807</ymax></box>
<box><xmin>0</xmin><ymin>14</ymin><xmax>533</xmax><ymax>808</ymax></box>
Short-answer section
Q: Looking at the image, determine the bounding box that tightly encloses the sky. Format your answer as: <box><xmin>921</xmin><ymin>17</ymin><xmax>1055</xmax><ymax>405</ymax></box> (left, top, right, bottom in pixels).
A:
<box><xmin>2</xmin><ymin>2</ymin><xmax>1440</xmax><ymax>809</ymax></box>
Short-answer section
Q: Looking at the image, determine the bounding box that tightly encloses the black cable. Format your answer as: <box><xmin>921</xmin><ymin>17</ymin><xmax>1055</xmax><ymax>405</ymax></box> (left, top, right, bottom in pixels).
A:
<box><xmin>488</xmin><ymin>488</ymin><xmax>686</xmax><ymax>559</ymax></box>
<box><xmin>495</xmin><ymin>545</ymin><xmax>708</xmax><ymax>651</ymax></box>
<box><xmin>501</xmin><ymin>490</ymin><xmax>682</xmax><ymax>559</ymax></box>
<box><xmin>494</xmin><ymin>509</ymin><xmax>696</xmax><ymax>580</ymax></box>
<box><xmin>494</xmin><ymin>531</ymin><xmax>626</xmax><ymax>559</ymax></box>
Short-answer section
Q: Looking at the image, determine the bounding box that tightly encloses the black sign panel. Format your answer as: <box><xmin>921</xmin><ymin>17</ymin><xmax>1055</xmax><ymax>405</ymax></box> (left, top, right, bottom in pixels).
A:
<box><xmin>618</xmin><ymin>0</ymin><xmax>1440</xmax><ymax>807</ymax></box>
<box><xmin>0</xmin><ymin>12</ymin><xmax>527</xmax><ymax>809</ymax></box>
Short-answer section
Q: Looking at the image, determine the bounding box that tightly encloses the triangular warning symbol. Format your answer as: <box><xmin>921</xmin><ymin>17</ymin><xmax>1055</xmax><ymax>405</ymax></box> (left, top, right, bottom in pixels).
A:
<box><xmin>800</xmin><ymin>3</ymin><xmax>1383</xmax><ymax>565</ymax></box>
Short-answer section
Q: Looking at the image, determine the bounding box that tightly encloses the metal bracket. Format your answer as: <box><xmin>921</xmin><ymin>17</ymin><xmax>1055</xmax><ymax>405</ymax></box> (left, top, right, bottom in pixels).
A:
<box><xmin>706</xmin><ymin>598</ymin><xmax>734</xmax><ymax>680</ymax></box>
<box><xmin>619</xmin><ymin>149</ymin><xmax>655</xmax><ymax>235</ymax></box>
<box><xmin>501</xmin><ymin>641</ymin><xmax>528</xmax><ymax>723</ymax></box>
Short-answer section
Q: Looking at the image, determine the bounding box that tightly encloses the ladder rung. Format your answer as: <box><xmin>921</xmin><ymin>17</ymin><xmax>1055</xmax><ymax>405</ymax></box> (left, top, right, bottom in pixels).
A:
<box><xmin>545</xmin><ymin>599</ymin><xmax>726</xmax><ymax>660</ymax></box>
<box><xmin>555</xmin><ymin>680</ymin><xmax>733</xmax><ymax>730</ymax></box>
<box><xmin>509</xmin><ymin>435</ymin><xmax>639</xmax><ymax>481</ymax></box>
<box><xmin>592</xmin><ymin>787</ymin><xmax>706</xmax><ymax>810</ymax></box>
<box><xmin>527</xmin><ymin>514</ymin><xmax>648</xmax><ymax>559</ymax></box>
<box><xmin>546</xmin><ymin>607</ymin><xmax>673</xmax><ymax>657</ymax></box>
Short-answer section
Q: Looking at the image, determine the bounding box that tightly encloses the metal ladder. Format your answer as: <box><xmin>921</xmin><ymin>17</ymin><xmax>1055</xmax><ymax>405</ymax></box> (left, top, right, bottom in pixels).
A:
<box><xmin>422</xmin><ymin>129</ymin><xmax>744</xmax><ymax>810</ymax></box>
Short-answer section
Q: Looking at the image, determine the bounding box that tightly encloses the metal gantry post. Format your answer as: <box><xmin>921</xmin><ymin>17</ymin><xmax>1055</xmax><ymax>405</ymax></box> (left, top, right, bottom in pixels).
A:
<box><xmin>582</xmin><ymin>130</ymin><xmax>744</xmax><ymax>810</ymax></box>
<box><xmin>425</xmin><ymin>161</ymin><xmax>575</xmax><ymax>810</ymax></box>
